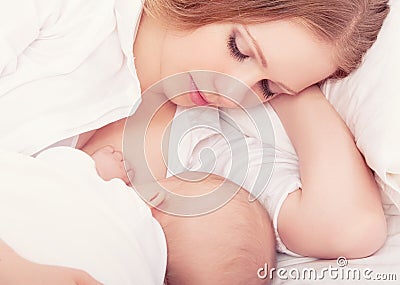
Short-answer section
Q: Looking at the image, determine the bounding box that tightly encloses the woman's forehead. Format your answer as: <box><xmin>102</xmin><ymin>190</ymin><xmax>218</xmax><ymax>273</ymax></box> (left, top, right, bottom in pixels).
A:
<box><xmin>247</xmin><ymin>20</ymin><xmax>338</xmax><ymax>91</ymax></box>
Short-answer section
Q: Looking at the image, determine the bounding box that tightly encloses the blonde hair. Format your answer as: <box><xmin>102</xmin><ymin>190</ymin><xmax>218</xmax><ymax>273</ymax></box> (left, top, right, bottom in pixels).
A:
<box><xmin>144</xmin><ymin>0</ymin><xmax>389</xmax><ymax>78</ymax></box>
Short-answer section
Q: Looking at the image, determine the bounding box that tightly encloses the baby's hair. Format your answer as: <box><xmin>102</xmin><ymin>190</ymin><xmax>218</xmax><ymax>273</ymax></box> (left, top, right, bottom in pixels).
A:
<box><xmin>214</xmin><ymin>192</ymin><xmax>276</xmax><ymax>285</ymax></box>
<box><xmin>154</xmin><ymin>175</ymin><xmax>276</xmax><ymax>285</ymax></box>
<box><xmin>144</xmin><ymin>0</ymin><xmax>389</xmax><ymax>78</ymax></box>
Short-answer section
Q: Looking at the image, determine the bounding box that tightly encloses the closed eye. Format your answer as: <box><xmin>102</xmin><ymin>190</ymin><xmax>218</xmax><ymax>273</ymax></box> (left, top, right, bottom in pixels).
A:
<box><xmin>227</xmin><ymin>34</ymin><xmax>250</xmax><ymax>62</ymax></box>
<box><xmin>259</xmin><ymin>80</ymin><xmax>275</xmax><ymax>99</ymax></box>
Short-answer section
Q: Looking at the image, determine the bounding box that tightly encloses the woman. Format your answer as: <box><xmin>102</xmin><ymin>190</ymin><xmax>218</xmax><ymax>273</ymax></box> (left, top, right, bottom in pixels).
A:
<box><xmin>0</xmin><ymin>0</ymin><xmax>389</xmax><ymax>284</ymax></box>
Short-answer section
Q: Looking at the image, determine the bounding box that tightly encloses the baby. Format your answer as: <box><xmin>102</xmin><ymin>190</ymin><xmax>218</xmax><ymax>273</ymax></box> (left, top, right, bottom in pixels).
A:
<box><xmin>154</xmin><ymin>175</ymin><xmax>275</xmax><ymax>284</ymax></box>
<box><xmin>80</xmin><ymin>93</ymin><xmax>277</xmax><ymax>283</ymax></box>
<box><xmin>0</xmin><ymin>147</ymin><xmax>275</xmax><ymax>285</ymax></box>
<box><xmin>0</xmin><ymin>95</ymin><xmax>276</xmax><ymax>284</ymax></box>
<box><xmin>78</xmin><ymin>94</ymin><xmax>277</xmax><ymax>284</ymax></box>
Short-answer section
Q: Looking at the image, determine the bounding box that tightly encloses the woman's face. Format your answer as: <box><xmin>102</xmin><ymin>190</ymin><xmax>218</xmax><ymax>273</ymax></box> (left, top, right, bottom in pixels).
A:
<box><xmin>149</xmin><ymin>19</ymin><xmax>338</xmax><ymax>108</ymax></box>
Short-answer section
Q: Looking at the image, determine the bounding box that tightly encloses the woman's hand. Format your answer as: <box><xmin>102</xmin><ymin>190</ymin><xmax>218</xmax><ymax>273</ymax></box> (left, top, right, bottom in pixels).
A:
<box><xmin>0</xmin><ymin>240</ymin><xmax>102</xmax><ymax>285</ymax></box>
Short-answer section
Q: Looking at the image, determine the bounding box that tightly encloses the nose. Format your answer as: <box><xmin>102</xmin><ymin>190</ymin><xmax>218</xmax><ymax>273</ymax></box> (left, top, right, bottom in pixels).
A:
<box><xmin>214</xmin><ymin>71</ymin><xmax>264</xmax><ymax>108</ymax></box>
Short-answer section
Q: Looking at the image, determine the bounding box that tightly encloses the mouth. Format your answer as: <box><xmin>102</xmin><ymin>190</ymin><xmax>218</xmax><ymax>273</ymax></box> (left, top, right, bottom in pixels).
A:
<box><xmin>189</xmin><ymin>77</ymin><xmax>209</xmax><ymax>106</ymax></box>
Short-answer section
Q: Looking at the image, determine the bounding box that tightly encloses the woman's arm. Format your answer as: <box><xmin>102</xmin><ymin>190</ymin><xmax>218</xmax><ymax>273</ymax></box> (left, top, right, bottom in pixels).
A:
<box><xmin>0</xmin><ymin>240</ymin><xmax>102</xmax><ymax>285</ymax></box>
<box><xmin>270</xmin><ymin>86</ymin><xmax>386</xmax><ymax>259</ymax></box>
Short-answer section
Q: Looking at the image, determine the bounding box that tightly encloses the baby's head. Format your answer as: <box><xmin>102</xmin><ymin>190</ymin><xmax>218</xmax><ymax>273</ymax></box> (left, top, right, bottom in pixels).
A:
<box><xmin>151</xmin><ymin>174</ymin><xmax>276</xmax><ymax>285</ymax></box>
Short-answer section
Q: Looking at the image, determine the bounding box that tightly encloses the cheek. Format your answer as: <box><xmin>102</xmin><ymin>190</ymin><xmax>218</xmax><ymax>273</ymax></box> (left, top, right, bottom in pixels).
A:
<box><xmin>160</xmin><ymin>33</ymin><xmax>228</xmax><ymax>77</ymax></box>
<box><xmin>295</xmin><ymin>65</ymin><xmax>337</xmax><ymax>90</ymax></box>
<box><xmin>159</xmin><ymin>43</ymin><xmax>192</xmax><ymax>76</ymax></box>
<box><xmin>158</xmin><ymin>71</ymin><xmax>192</xmax><ymax>104</ymax></box>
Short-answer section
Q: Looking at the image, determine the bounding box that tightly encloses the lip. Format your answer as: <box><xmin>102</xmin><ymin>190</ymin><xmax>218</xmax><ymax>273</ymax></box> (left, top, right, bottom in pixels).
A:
<box><xmin>189</xmin><ymin>78</ymin><xmax>209</xmax><ymax>106</ymax></box>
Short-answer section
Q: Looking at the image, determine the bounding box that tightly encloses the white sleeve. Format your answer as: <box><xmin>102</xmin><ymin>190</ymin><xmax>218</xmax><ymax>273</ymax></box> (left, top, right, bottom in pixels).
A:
<box><xmin>214</xmin><ymin>105</ymin><xmax>302</xmax><ymax>226</ymax></box>
<box><xmin>217</xmin><ymin>104</ymin><xmax>303</xmax><ymax>256</ymax></box>
<box><xmin>251</xmin><ymin>104</ymin><xmax>302</xmax><ymax>256</ymax></box>
<box><xmin>178</xmin><ymin>104</ymin><xmax>303</xmax><ymax>256</ymax></box>
<box><xmin>0</xmin><ymin>0</ymin><xmax>40</xmax><ymax>75</ymax></box>
<box><xmin>255</xmin><ymin>144</ymin><xmax>302</xmax><ymax>256</ymax></box>
<box><xmin>196</xmin><ymin>132</ymin><xmax>302</xmax><ymax>256</ymax></box>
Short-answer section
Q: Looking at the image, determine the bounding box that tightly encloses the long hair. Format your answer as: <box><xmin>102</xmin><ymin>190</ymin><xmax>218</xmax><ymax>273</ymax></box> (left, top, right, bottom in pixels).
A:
<box><xmin>144</xmin><ymin>0</ymin><xmax>389</xmax><ymax>78</ymax></box>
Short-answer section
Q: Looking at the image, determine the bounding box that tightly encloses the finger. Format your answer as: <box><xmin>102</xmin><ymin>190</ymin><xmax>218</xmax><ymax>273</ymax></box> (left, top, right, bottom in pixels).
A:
<box><xmin>113</xmin><ymin>151</ymin><xmax>123</xmax><ymax>161</ymax></box>
<box><xmin>123</xmin><ymin>159</ymin><xmax>132</xmax><ymax>171</ymax></box>
<box><xmin>126</xmin><ymin>169</ymin><xmax>135</xmax><ymax>185</ymax></box>
<box><xmin>100</xmin><ymin>145</ymin><xmax>114</xmax><ymax>153</ymax></box>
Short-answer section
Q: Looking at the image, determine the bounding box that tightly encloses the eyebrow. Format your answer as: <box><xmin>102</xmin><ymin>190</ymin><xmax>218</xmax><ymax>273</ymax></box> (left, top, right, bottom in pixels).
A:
<box><xmin>243</xmin><ymin>26</ymin><xmax>267</xmax><ymax>68</ymax></box>
<box><xmin>242</xmin><ymin>26</ymin><xmax>299</xmax><ymax>95</ymax></box>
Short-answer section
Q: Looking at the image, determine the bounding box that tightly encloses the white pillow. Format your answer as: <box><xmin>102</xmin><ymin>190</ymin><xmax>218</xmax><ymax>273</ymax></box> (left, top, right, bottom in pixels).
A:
<box><xmin>322</xmin><ymin>0</ymin><xmax>400</xmax><ymax>209</ymax></box>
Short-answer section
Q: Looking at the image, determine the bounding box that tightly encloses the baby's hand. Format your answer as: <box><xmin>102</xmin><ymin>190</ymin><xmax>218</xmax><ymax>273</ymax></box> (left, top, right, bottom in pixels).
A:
<box><xmin>91</xmin><ymin>145</ymin><xmax>133</xmax><ymax>185</ymax></box>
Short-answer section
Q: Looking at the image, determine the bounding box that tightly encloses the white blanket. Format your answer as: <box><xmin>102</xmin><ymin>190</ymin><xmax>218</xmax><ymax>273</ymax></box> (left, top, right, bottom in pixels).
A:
<box><xmin>0</xmin><ymin>147</ymin><xmax>167</xmax><ymax>285</ymax></box>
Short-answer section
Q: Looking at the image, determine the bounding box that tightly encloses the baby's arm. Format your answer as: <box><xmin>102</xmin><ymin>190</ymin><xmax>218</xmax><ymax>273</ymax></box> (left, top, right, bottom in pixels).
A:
<box><xmin>90</xmin><ymin>145</ymin><xmax>132</xmax><ymax>185</ymax></box>
<box><xmin>270</xmin><ymin>86</ymin><xmax>386</xmax><ymax>259</ymax></box>
<box><xmin>79</xmin><ymin>119</ymin><xmax>133</xmax><ymax>185</ymax></box>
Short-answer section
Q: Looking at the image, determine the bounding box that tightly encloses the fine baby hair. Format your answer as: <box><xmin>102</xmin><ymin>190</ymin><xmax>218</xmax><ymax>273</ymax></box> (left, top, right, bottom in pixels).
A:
<box><xmin>152</xmin><ymin>174</ymin><xmax>276</xmax><ymax>285</ymax></box>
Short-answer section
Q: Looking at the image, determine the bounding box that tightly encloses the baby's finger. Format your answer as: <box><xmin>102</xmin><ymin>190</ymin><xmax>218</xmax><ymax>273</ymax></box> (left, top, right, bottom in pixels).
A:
<box><xmin>112</xmin><ymin>150</ymin><xmax>123</xmax><ymax>161</ymax></box>
<box><xmin>126</xmin><ymin>169</ymin><xmax>135</xmax><ymax>185</ymax></box>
